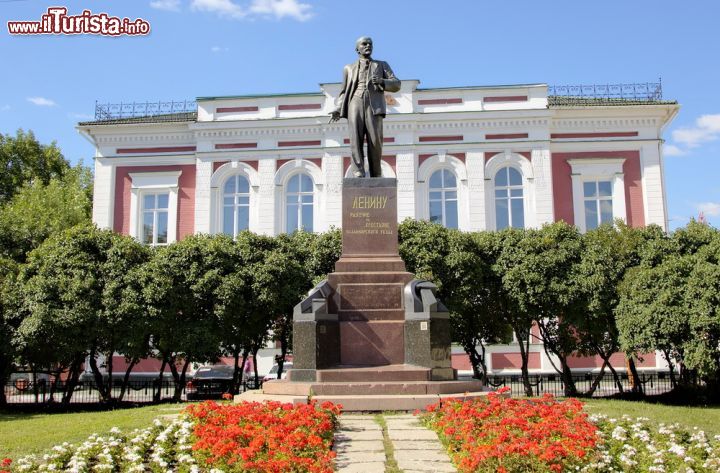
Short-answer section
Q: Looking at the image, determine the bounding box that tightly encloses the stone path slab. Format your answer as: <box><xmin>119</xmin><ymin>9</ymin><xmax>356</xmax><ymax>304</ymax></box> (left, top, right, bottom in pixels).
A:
<box><xmin>333</xmin><ymin>413</ymin><xmax>456</xmax><ymax>472</ymax></box>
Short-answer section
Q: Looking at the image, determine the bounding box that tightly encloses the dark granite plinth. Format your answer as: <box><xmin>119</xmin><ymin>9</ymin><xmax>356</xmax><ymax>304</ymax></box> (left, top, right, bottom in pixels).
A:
<box><xmin>286</xmin><ymin>178</ymin><xmax>463</xmax><ymax>391</ymax></box>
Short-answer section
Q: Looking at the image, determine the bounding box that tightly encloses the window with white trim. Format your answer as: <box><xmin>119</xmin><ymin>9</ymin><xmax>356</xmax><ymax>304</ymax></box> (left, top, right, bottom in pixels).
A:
<box><xmin>286</xmin><ymin>173</ymin><xmax>313</xmax><ymax>232</ymax></box>
<box><xmin>428</xmin><ymin>169</ymin><xmax>458</xmax><ymax>228</ymax></box>
<box><xmin>494</xmin><ymin>167</ymin><xmax>525</xmax><ymax>230</ymax></box>
<box><xmin>568</xmin><ymin>158</ymin><xmax>626</xmax><ymax>232</ymax></box>
<box><xmin>141</xmin><ymin>193</ymin><xmax>169</xmax><ymax>245</ymax></box>
<box><xmin>583</xmin><ymin>180</ymin><xmax>613</xmax><ymax>230</ymax></box>
<box><xmin>222</xmin><ymin>175</ymin><xmax>250</xmax><ymax>237</ymax></box>
<box><xmin>128</xmin><ymin>171</ymin><xmax>181</xmax><ymax>246</ymax></box>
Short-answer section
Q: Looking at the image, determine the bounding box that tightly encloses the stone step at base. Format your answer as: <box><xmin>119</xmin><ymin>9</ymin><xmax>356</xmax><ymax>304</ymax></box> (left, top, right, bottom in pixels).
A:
<box><xmin>317</xmin><ymin>364</ymin><xmax>431</xmax><ymax>382</ymax></box>
<box><xmin>263</xmin><ymin>379</ymin><xmax>483</xmax><ymax>396</ymax></box>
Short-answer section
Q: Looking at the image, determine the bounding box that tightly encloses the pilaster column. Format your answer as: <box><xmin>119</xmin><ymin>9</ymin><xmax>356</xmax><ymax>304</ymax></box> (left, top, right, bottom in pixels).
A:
<box><xmin>92</xmin><ymin>158</ymin><xmax>115</xmax><ymax>230</ymax></box>
<box><xmin>640</xmin><ymin>142</ymin><xmax>668</xmax><ymax>230</ymax></box>
<box><xmin>531</xmin><ymin>148</ymin><xmax>554</xmax><ymax>226</ymax></box>
<box><xmin>257</xmin><ymin>158</ymin><xmax>277</xmax><ymax>235</ymax></box>
<box><xmin>465</xmin><ymin>150</ymin><xmax>486</xmax><ymax>230</ymax></box>
<box><xmin>323</xmin><ymin>153</ymin><xmax>343</xmax><ymax>230</ymax></box>
<box><xmin>194</xmin><ymin>158</ymin><xmax>213</xmax><ymax>234</ymax></box>
<box><xmin>396</xmin><ymin>152</ymin><xmax>416</xmax><ymax>221</ymax></box>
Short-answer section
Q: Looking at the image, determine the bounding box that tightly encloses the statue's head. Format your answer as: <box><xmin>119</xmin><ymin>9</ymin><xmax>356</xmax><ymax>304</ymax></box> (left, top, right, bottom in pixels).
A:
<box><xmin>355</xmin><ymin>36</ymin><xmax>373</xmax><ymax>58</ymax></box>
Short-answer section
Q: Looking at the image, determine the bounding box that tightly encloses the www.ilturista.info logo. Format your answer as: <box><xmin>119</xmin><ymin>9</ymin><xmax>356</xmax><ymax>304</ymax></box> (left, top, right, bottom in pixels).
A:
<box><xmin>7</xmin><ymin>7</ymin><xmax>150</xmax><ymax>36</ymax></box>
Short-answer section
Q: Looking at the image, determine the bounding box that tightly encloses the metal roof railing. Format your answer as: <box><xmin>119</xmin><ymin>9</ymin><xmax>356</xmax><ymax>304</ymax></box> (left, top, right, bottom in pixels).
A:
<box><xmin>94</xmin><ymin>100</ymin><xmax>197</xmax><ymax>121</ymax></box>
<box><xmin>548</xmin><ymin>81</ymin><xmax>662</xmax><ymax>101</ymax></box>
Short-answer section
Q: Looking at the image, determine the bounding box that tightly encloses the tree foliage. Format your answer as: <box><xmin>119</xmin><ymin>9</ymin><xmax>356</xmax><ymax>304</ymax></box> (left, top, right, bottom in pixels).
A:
<box><xmin>0</xmin><ymin>129</ymin><xmax>69</xmax><ymax>205</ymax></box>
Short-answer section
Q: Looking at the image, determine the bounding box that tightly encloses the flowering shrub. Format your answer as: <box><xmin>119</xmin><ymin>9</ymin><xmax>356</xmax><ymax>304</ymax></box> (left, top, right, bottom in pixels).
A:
<box><xmin>581</xmin><ymin>414</ymin><xmax>720</xmax><ymax>473</ymax></box>
<box><xmin>185</xmin><ymin>400</ymin><xmax>340</xmax><ymax>473</ymax></box>
<box><xmin>418</xmin><ymin>392</ymin><xmax>599</xmax><ymax>472</ymax></box>
<box><xmin>10</xmin><ymin>417</ymin><xmax>198</xmax><ymax>472</ymax></box>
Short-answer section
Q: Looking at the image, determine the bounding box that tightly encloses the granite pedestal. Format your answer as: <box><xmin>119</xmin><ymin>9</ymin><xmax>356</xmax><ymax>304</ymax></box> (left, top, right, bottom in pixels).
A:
<box><xmin>237</xmin><ymin>178</ymin><xmax>486</xmax><ymax>410</ymax></box>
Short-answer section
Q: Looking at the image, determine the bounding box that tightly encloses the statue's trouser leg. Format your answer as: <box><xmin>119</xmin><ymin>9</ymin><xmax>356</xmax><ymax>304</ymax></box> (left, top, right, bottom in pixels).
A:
<box><xmin>365</xmin><ymin>101</ymin><xmax>383</xmax><ymax>178</ymax></box>
<box><xmin>348</xmin><ymin>96</ymin><xmax>367</xmax><ymax>177</ymax></box>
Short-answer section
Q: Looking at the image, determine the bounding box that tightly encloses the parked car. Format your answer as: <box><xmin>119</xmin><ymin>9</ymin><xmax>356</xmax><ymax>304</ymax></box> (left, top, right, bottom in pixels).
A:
<box><xmin>262</xmin><ymin>362</ymin><xmax>293</xmax><ymax>383</ymax></box>
<box><xmin>186</xmin><ymin>365</ymin><xmax>235</xmax><ymax>400</ymax></box>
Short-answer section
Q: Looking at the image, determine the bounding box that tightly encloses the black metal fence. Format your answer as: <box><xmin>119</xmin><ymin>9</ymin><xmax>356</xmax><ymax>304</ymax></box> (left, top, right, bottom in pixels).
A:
<box><xmin>486</xmin><ymin>371</ymin><xmax>674</xmax><ymax>397</ymax></box>
<box><xmin>3</xmin><ymin>378</ymin><xmax>264</xmax><ymax>404</ymax></box>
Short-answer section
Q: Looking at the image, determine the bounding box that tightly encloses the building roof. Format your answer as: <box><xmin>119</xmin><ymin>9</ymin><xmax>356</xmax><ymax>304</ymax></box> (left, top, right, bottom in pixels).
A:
<box><xmin>78</xmin><ymin>111</ymin><xmax>197</xmax><ymax>126</ymax></box>
<box><xmin>548</xmin><ymin>96</ymin><xmax>678</xmax><ymax>107</ymax></box>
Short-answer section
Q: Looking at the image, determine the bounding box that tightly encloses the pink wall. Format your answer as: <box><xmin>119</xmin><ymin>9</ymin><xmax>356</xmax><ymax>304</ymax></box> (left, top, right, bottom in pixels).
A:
<box><xmin>114</xmin><ymin>165</ymin><xmax>196</xmax><ymax>239</ymax></box>
<box><xmin>551</xmin><ymin>151</ymin><xmax>645</xmax><ymax>227</ymax></box>
<box><xmin>492</xmin><ymin>352</ymin><xmax>541</xmax><ymax>370</ymax></box>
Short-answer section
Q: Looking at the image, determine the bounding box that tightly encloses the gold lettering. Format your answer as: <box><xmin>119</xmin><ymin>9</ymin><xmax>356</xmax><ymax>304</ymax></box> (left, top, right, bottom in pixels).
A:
<box><xmin>351</xmin><ymin>195</ymin><xmax>388</xmax><ymax>209</ymax></box>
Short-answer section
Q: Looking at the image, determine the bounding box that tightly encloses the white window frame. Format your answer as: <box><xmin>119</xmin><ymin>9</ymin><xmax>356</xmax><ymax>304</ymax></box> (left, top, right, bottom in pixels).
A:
<box><xmin>274</xmin><ymin>159</ymin><xmax>324</xmax><ymax>234</ymax></box>
<box><xmin>484</xmin><ymin>152</ymin><xmax>535</xmax><ymax>230</ymax></box>
<box><xmin>568</xmin><ymin>158</ymin><xmax>626</xmax><ymax>232</ymax></box>
<box><xmin>493</xmin><ymin>166</ymin><xmax>525</xmax><ymax>230</ymax></box>
<box><xmin>221</xmin><ymin>174</ymin><xmax>252</xmax><ymax>237</ymax></box>
<box><xmin>415</xmin><ymin>153</ymin><xmax>468</xmax><ymax>230</ymax></box>
<box><xmin>284</xmin><ymin>173</ymin><xmax>315</xmax><ymax>233</ymax></box>
<box><xmin>128</xmin><ymin>171</ymin><xmax>181</xmax><ymax>245</ymax></box>
<box><xmin>210</xmin><ymin>161</ymin><xmax>260</xmax><ymax>235</ymax></box>
<box><xmin>427</xmin><ymin>168</ymin><xmax>459</xmax><ymax>228</ymax></box>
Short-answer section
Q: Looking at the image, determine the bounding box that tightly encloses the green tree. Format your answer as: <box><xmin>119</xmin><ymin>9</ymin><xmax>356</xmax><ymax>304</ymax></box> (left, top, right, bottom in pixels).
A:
<box><xmin>399</xmin><ymin>220</ymin><xmax>510</xmax><ymax>383</ymax></box>
<box><xmin>500</xmin><ymin>222</ymin><xmax>583</xmax><ymax>396</ymax></box>
<box><xmin>0</xmin><ymin>257</ymin><xmax>21</xmax><ymax>405</ymax></box>
<box><xmin>494</xmin><ymin>227</ymin><xmax>537</xmax><ymax>396</ymax></box>
<box><xmin>140</xmin><ymin>235</ymin><xmax>229</xmax><ymax>401</ymax></box>
<box><xmin>0</xmin><ymin>129</ymin><xmax>69</xmax><ymax>204</ymax></box>
<box><xmin>571</xmin><ymin>224</ymin><xmax>656</xmax><ymax>394</ymax></box>
<box><xmin>0</xmin><ymin>164</ymin><xmax>92</xmax><ymax>262</ymax></box>
<box><xmin>16</xmin><ymin>225</ymin><xmax>148</xmax><ymax>403</ymax></box>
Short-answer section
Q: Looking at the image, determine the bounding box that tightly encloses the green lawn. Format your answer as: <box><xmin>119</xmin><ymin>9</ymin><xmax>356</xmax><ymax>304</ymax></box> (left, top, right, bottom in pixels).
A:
<box><xmin>582</xmin><ymin>398</ymin><xmax>720</xmax><ymax>436</ymax></box>
<box><xmin>0</xmin><ymin>403</ymin><xmax>186</xmax><ymax>460</ymax></box>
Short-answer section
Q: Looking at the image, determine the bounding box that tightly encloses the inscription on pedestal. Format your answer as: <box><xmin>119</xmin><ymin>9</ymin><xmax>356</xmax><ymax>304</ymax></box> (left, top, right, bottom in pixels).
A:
<box><xmin>339</xmin><ymin>284</ymin><xmax>403</xmax><ymax>310</ymax></box>
<box><xmin>342</xmin><ymin>178</ymin><xmax>398</xmax><ymax>257</ymax></box>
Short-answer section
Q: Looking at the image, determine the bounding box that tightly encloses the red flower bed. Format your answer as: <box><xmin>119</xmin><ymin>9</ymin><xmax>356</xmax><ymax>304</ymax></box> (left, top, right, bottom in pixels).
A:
<box><xmin>418</xmin><ymin>391</ymin><xmax>598</xmax><ymax>472</ymax></box>
<box><xmin>185</xmin><ymin>400</ymin><xmax>341</xmax><ymax>473</ymax></box>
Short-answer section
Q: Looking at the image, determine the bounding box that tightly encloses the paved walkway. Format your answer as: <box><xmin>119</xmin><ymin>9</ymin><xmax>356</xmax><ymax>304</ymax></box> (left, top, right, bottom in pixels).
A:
<box><xmin>334</xmin><ymin>413</ymin><xmax>455</xmax><ymax>473</ymax></box>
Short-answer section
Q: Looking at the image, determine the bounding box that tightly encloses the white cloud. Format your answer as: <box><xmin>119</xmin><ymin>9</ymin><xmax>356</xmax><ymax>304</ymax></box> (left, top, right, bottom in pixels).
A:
<box><xmin>210</xmin><ymin>45</ymin><xmax>229</xmax><ymax>53</ymax></box>
<box><xmin>150</xmin><ymin>0</ymin><xmax>182</xmax><ymax>11</ymax></box>
<box><xmin>698</xmin><ymin>202</ymin><xmax>720</xmax><ymax>217</ymax></box>
<box><xmin>190</xmin><ymin>0</ymin><xmax>313</xmax><ymax>20</ymax></box>
<box><xmin>663</xmin><ymin>144</ymin><xmax>686</xmax><ymax>157</ymax></box>
<box><xmin>191</xmin><ymin>0</ymin><xmax>246</xmax><ymax>18</ymax></box>
<box><xmin>672</xmin><ymin>113</ymin><xmax>720</xmax><ymax>148</ymax></box>
<box><xmin>27</xmin><ymin>97</ymin><xmax>56</xmax><ymax>106</ymax></box>
<box><xmin>249</xmin><ymin>0</ymin><xmax>312</xmax><ymax>21</ymax></box>
<box><xmin>0</xmin><ymin>105</ymin><xmax>10</xmax><ymax>111</ymax></box>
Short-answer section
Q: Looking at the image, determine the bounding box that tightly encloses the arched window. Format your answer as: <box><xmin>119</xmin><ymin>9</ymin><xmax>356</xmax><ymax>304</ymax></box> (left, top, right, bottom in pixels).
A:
<box><xmin>222</xmin><ymin>175</ymin><xmax>250</xmax><ymax>237</ymax></box>
<box><xmin>494</xmin><ymin>167</ymin><xmax>524</xmax><ymax>229</ymax></box>
<box><xmin>428</xmin><ymin>169</ymin><xmax>458</xmax><ymax>228</ymax></box>
<box><xmin>286</xmin><ymin>173</ymin><xmax>313</xmax><ymax>232</ymax></box>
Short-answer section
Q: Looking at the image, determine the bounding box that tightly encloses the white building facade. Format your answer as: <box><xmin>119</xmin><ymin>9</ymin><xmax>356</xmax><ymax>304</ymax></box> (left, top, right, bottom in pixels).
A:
<box><xmin>80</xmin><ymin>80</ymin><xmax>678</xmax><ymax>375</ymax></box>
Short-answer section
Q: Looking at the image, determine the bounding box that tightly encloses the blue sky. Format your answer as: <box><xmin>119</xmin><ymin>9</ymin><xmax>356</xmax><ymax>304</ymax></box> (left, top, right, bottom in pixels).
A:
<box><xmin>1</xmin><ymin>0</ymin><xmax>719</xmax><ymax>229</ymax></box>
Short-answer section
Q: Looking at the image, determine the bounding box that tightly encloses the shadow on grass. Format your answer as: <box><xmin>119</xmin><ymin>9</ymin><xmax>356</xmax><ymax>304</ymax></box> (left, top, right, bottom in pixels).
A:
<box><xmin>0</xmin><ymin>399</ymin><xmax>183</xmax><ymax>419</ymax></box>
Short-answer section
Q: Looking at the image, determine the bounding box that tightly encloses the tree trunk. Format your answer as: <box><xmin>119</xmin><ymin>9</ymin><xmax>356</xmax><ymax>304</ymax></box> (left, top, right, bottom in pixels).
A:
<box><xmin>252</xmin><ymin>344</ymin><xmax>260</xmax><ymax>387</ymax></box>
<box><xmin>105</xmin><ymin>349</ymin><xmax>114</xmax><ymax>401</ymax></box>
<box><xmin>88</xmin><ymin>346</ymin><xmax>109</xmax><ymax>402</ymax></box>
<box><xmin>231</xmin><ymin>346</ymin><xmax>241</xmax><ymax>395</ymax></box>
<box><xmin>118</xmin><ymin>358</ymin><xmax>138</xmax><ymax>402</ymax></box>
<box><xmin>627</xmin><ymin>356</ymin><xmax>643</xmax><ymax>394</ymax></box>
<box><xmin>239</xmin><ymin>348</ymin><xmax>250</xmax><ymax>392</ymax></box>
<box><xmin>62</xmin><ymin>355</ymin><xmax>84</xmax><ymax>405</ymax></box>
<box><xmin>47</xmin><ymin>366</ymin><xmax>64</xmax><ymax>403</ymax></box>
<box><xmin>277</xmin><ymin>329</ymin><xmax>288</xmax><ymax>380</ymax></box>
<box><xmin>584</xmin><ymin>359</ymin><xmax>609</xmax><ymax>397</ymax></box>
<box><xmin>464</xmin><ymin>341</ymin><xmax>487</xmax><ymax>383</ymax></box>
<box><xmin>154</xmin><ymin>357</ymin><xmax>168</xmax><ymax>402</ymax></box>
<box><xmin>515</xmin><ymin>328</ymin><xmax>533</xmax><ymax>396</ymax></box>
<box><xmin>559</xmin><ymin>356</ymin><xmax>578</xmax><ymax>397</ymax></box>
<box><xmin>174</xmin><ymin>359</ymin><xmax>190</xmax><ymax>402</ymax></box>
<box><xmin>662</xmin><ymin>349</ymin><xmax>677</xmax><ymax>388</ymax></box>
